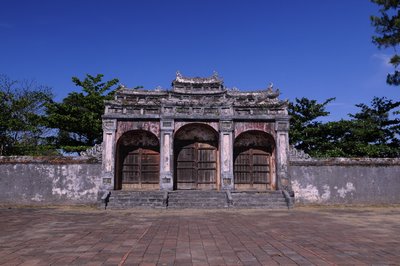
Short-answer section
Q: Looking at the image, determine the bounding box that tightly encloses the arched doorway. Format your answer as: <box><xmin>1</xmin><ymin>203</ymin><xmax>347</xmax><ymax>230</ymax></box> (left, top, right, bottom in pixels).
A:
<box><xmin>234</xmin><ymin>131</ymin><xmax>275</xmax><ymax>191</ymax></box>
<box><xmin>115</xmin><ymin>130</ymin><xmax>160</xmax><ymax>190</ymax></box>
<box><xmin>174</xmin><ymin>124</ymin><xmax>219</xmax><ymax>190</ymax></box>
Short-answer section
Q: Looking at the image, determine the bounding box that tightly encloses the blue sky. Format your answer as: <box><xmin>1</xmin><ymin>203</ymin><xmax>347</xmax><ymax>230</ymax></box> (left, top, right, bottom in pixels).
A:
<box><xmin>0</xmin><ymin>0</ymin><xmax>398</xmax><ymax>121</ymax></box>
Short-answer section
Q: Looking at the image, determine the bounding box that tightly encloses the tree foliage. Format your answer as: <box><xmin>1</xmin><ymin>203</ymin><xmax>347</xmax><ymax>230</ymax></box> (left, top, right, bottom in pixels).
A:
<box><xmin>289</xmin><ymin>96</ymin><xmax>400</xmax><ymax>158</ymax></box>
<box><xmin>371</xmin><ymin>0</ymin><xmax>400</xmax><ymax>85</ymax></box>
<box><xmin>0</xmin><ymin>74</ymin><xmax>55</xmax><ymax>155</ymax></box>
<box><xmin>46</xmin><ymin>74</ymin><xmax>119</xmax><ymax>153</ymax></box>
<box><xmin>2</xmin><ymin>71</ymin><xmax>398</xmax><ymax>158</ymax></box>
<box><xmin>288</xmin><ymin>97</ymin><xmax>335</xmax><ymax>154</ymax></box>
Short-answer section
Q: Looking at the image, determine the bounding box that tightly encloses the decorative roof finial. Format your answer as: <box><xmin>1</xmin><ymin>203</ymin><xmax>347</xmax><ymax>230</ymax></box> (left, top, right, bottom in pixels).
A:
<box><xmin>176</xmin><ymin>71</ymin><xmax>182</xmax><ymax>78</ymax></box>
<box><xmin>212</xmin><ymin>70</ymin><xmax>219</xmax><ymax>78</ymax></box>
<box><xmin>266</xmin><ymin>82</ymin><xmax>274</xmax><ymax>93</ymax></box>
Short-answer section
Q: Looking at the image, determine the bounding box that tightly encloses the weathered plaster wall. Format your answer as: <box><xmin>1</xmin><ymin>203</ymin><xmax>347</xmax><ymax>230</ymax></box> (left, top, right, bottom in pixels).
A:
<box><xmin>1</xmin><ymin>156</ymin><xmax>400</xmax><ymax>206</ymax></box>
<box><xmin>289</xmin><ymin>158</ymin><xmax>400</xmax><ymax>205</ymax></box>
<box><xmin>0</xmin><ymin>157</ymin><xmax>101</xmax><ymax>205</ymax></box>
<box><xmin>234</xmin><ymin>122</ymin><xmax>275</xmax><ymax>138</ymax></box>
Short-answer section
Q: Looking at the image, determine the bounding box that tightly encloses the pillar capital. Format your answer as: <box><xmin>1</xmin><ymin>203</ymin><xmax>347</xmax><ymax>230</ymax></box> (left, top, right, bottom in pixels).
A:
<box><xmin>275</xmin><ymin>119</ymin><xmax>290</xmax><ymax>132</ymax></box>
<box><xmin>219</xmin><ymin>120</ymin><xmax>234</xmax><ymax>132</ymax></box>
<box><xmin>161</xmin><ymin>119</ymin><xmax>174</xmax><ymax>131</ymax></box>
<box><xmin>102</xmin><ymin>119</ymin><xmax>117</xmax><ymax>132</ymax></box>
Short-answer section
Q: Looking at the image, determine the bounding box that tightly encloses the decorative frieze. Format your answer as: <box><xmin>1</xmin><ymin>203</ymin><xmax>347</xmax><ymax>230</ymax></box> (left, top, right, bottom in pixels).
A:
<box><xmin>103</xmin><ymin>72</ymin><xmax>287</xmax><ymax>121</ymax></box>
<box><xmin>276</xmin><ymin>121</ymin><xmax>289</xmax><ymax>131</ymax></box>
<box><xmin>220</xmin><ymin>120</ymin><xmax>233</xmax><ymax>132</ymax></box>
<box><xmin>102</xmin><ymin>119</ymin><xmax>116</xmax><ymax>132</ymax></box>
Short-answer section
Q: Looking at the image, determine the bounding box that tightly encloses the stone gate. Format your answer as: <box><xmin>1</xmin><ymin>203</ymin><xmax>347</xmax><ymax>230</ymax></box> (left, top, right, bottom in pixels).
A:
<box><xmin>100</xmin><ymin>72</ymin><xmax>291</xmax><ymax>194</ymax></box>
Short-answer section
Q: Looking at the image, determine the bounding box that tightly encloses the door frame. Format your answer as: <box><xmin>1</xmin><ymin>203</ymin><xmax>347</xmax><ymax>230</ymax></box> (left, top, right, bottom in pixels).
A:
<box><xmin>120</xmin><ymin>147</ymin><xmax>160</xmax><ymax>190</ymax></box>
<box><xmin>173</xmin><ymin>123</ymin><xmax>220</xmax><ymax>190</ymax></box>
<box><xmin>234</xmin><ymin>147</ymin><xmax>271</xmax><ymax>190</ymax></box>
<box><xmin>233</xmin><ymin>130</ymin><xmax>276</xmax><ymax>191</ymax></box>
<box><xmin>115</xmin><ymin>130</ymin><xmax>160</xmax><ymax>190</ymax></box>
<box><xmin>174</xmin><ymin>141</ymin><xmax>218</xmax><ymax>190</ymax></box>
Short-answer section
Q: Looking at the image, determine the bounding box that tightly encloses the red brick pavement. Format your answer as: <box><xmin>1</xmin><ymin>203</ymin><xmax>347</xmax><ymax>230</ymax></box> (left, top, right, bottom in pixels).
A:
<box><xmin>0</xmin><ymin>206</ymin><xmax>399</xmax><ymax>265</ymax></box>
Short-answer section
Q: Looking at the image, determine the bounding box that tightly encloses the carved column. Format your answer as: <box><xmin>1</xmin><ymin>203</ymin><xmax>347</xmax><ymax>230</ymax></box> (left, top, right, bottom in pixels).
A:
<box><xmin>101</xmin><ymin>119</ymin><xmax>117</xmax><ymax>191</ymax></box>
<box><xmin>275</xmin><ymin>118</ymin><xmax>291</xmax><ymax>191</ymax></box>
<box><xmin>160</xmin><ymin>119</ymin><xmax>174</xmax><ymax>190</ymax></box>
<box><xmin>219</xmin><ymin>120</ymin><xmax>234</xmax><ymax>190</ymax></box>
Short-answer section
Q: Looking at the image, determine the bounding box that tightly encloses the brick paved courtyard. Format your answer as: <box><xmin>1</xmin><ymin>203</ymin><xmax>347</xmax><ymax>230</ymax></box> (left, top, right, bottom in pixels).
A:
<box><xmin>0</xmin><ymin>206</ymin><xmax>399</xmax><ymax>265</ymax></box>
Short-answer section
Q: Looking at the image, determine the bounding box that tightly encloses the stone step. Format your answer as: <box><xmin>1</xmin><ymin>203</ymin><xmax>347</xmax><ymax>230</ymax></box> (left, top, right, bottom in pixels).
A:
<box><xmin>110</xmin><ymin>191</ymin><xmax>164</xmax><ymax>197</ymax></box>
<box><xmin>107</xmin><ymin>191</ymin><xmax>166</xmax><ymax>209</ymax></box>
<box><xmin>104</xmin><ymin>190</ymin><xmax>291</xmax><ymax>209</ymax></box>
<box><xmin>167</xmin><ymin>191</ymin><xmax>228</xmax><ymax>209</ymax></box>
<box><xmin>230</xmin><ymin>191</ymin><xmax>289</xmax><ymax>209</ymax></box>
<box><xmin>110</xmin><ymin>194</ymin><xmax>164</xmax><ymax>199</ymax></box>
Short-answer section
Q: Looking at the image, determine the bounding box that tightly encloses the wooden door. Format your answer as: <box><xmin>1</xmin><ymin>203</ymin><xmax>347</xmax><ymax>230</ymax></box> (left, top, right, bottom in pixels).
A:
<box><xmin>234</xmin><ymin>148</ymin><xmax>270</xmax><ymax>188</ymax></box>
<box><xmin>122</xmin><ymin>148</ymin><xmax>159</xmax><ymax>186</ymax></box>
<box><xmin>176</xmin><ymin>142</ymin><xmax>217</xmax><ymax>189</ymax></box>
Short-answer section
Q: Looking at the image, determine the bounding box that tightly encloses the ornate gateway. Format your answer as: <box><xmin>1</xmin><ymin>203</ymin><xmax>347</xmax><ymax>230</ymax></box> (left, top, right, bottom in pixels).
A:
<box><xmin>101</xmin><ymin>72</ymin><xmax>291</xmax><ymax>193</ymax></box>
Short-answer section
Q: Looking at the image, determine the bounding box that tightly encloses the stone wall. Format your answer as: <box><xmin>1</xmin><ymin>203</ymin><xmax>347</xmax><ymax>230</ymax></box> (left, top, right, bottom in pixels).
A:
<box><xmin>1</xmin><ymin>156</ymin><xmax>400</xmax><ymax>206</ymax></box>
<box><xmin>289</xmin><ymin>158</ymin><xmax>400</xmax><ymax>205</ymax></box>
<box><xmin>0</xmin><ymin>157</ymin><xmax>101</xmax><ymax>205</ymax></box>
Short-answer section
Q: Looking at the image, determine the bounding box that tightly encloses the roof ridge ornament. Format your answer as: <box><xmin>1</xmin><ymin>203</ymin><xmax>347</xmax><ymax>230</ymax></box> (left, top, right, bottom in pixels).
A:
<box><xmin>213</xmin><ymin>70</ymin><xmax>219</xmax><ymax>79</ymax></box>
<box><xmin>172</xmin><ymin>72</ymin><xmax>224</xmax><ymax>93</ymax></box>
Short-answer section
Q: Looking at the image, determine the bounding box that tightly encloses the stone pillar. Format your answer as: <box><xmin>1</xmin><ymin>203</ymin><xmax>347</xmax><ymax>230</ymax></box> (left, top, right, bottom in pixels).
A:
<box><xmin>101</xmin><ymin>119</ymin><xmax>117</xmax><ymax>191</ymax></box>
<box><xmin>219</xmin><ymin>120</ymin><xmax>234</xmax><ymax>190</ymax></box>
<box><xmin>275</xmin><ymin>118</ymin><xmax>291</xmax><ymax>191</ymax></box>
<box><xmin>160</xmin><ymin>120</ymin><xmax>174</xmax><ymax>190</ymax></box>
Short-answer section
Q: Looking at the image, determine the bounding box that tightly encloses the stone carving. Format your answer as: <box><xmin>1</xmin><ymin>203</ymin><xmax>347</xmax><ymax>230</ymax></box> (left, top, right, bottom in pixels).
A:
<box><xmin>174</xmin><ymin>71</ymin><xmax>223</xmax><ymax>86</ymax></box>
<box><xmin>212</xmin><ymin>70</ymin><xmax>219</xmax><ymax>78</ymax></box>
<box><xmin>276</xmin><ymin>121</ymin><xmax>289</xmax><ymax>131</ymax></box>
<box><xmin>220</xmin><ymin>121</ymin><xmax>233</xmax><ymax>131</ymax></box>
<box><xmin>175</xmin><ymin>124</ymin><xmax>218</xmax><ymax>142</ymax></box>
<box><xmin>80</xmin><ymin>143</ymin><xmax>103</xmax><ymax>160</ymax></box>
<box><xmin>119</xmin><ymin>131</ymin><xmax>159</xmax><ymax>147</ymax></box>
<box><xmin>117</xmin><ymin>121</ymin><xmax>160</xmax><ymax>138</ymax></box>
<box><xmin>102</xmin><ymin>120</ymin><xmax>116</xmax><ymax>131</ymax></box>
<box><xmin>289</xmin><ymin>146</ymin><xmax>312</xmax><ymax>160</ymax></box>
<box><xmin>234</xmin><ymin>132</ymin><xmax>275</xmax><ymax>151</ymax></box>
<box><xmin>104</xmin><ymin>72</ymin><xmax>287</xmax><ymax>118</ymax></box>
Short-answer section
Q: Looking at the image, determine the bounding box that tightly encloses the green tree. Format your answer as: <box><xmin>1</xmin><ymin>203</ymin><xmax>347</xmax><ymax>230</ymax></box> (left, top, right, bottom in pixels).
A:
<box><xmin>346</xmin><ymin>97</ymin><xmax>400</xmax><ymax>157</ymax></box>
<box><xmin>314</xmin><ymin>119</ymin><xmax>355</xmax><ymax>157</ymax></box>
<box><xmin>371</xmin><ymin>0</ymin><xmax>400</xmax><ymax>85</ymax></box>
<box><xmin>290</xmin><ymin>97</ymin><xmax>400</xmax><ymax>158</ymax></box>
<box><xmin>288</xmin><ymin>97</ymin><xmax>335</xmax><ymax>155</ymax></box>
<box><xmin>46</xmin><ymin>74</ymin><xmax>119</xmax><ymax>153</ymax></box>
<box><xmin>0</xmin><ymin>74</ymin><xmax>55</xmax><ymax>155</ymax></box>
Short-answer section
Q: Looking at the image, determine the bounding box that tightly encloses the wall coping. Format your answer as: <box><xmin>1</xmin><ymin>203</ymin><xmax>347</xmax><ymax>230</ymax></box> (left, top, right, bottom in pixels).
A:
<box><xmin>1</xmin><ymin>156</ymin><xmax>399</xmax><ymax>166</ymax></box>
<box><xmin>290</xmin><ymin>158</ymin><xmax>400</xmax><ymax>166</ymax></box>
<box><xmin>0</xmin><ymin>156</ymin><xmax>101</xmax><ymax>164</ymax></box>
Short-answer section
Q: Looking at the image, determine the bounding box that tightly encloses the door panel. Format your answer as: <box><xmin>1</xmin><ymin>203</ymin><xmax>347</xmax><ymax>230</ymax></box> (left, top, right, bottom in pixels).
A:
<box><xmin>122</xmin><ymin>148</ymin><xmax>159</xmax><ymax>185</ymax></box>
<box><xmin>176</xmin><ymin>142</ymin><xmax>217</xmax><ymax>189</ymax></box>
<box><xmin>176</xmin><ymin>146</ymin><xmax>196</xmax><ymax>185</ymax></box>
<box><xmin>234</xmin><ymin>148</ymin><xmax>270</xmax><ymax>188</ymax></box>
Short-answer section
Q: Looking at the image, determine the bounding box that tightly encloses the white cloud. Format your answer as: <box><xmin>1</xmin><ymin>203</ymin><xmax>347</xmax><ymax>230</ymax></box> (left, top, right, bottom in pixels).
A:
<box><xmin>372</xmin><ymin>53</ymin><xmax>392</xmax><ymax>68</ymax></box>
